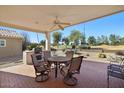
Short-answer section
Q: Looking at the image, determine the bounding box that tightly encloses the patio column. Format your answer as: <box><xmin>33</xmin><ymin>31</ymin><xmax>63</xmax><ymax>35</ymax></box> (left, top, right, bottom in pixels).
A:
<box><xmin>45</xmin><ymin>32</ymin><xmax>51</xmax><ymax>50</ymax></box>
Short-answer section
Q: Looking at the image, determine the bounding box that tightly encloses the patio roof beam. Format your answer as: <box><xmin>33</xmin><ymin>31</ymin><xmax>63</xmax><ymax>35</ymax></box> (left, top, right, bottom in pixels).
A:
<box><xmin>0</xmin><ymin>21</ymin><xmax>45</xmax><ymax>33</ymax></box>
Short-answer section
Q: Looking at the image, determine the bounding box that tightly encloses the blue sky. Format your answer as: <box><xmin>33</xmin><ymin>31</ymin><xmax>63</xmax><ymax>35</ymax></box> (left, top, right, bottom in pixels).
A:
<box><xmin>0</xmin><ymin>11</ymin><xmax>124</xmax><ymax>43</ymax></box>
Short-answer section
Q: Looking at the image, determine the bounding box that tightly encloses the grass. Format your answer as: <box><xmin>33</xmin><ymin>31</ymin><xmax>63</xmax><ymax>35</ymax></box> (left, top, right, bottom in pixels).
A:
<box><xmin>54</xmin><ymin>44</ymin><xmax>124</xmax><ymax>50</ymax></box>
<box><xmin>91</xmin><ymin>45</ymin><xmax>124</xmax><ymax>50</ymax></box>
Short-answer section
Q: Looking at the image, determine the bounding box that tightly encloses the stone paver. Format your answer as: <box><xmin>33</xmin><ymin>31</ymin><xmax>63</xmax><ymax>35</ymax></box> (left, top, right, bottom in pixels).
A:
<box><xmin>0</xmin><ymin>60</ymin><xmax>124</xmax><ymax>88</ymax></box>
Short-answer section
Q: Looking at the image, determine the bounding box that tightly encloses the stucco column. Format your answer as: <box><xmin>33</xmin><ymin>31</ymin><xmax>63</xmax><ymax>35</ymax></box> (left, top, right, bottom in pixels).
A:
<box><xmin>45</xmin><ymin>32</ymin><xmax>51</xmax><ymax>50</ymax></box>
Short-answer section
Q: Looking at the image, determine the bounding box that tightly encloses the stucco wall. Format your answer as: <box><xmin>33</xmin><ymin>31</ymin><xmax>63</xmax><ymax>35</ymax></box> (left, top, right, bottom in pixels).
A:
<box><xmin>0</xmin><ymin>37</ymin><xmax>22</xmax><ymax>58</ymax></box>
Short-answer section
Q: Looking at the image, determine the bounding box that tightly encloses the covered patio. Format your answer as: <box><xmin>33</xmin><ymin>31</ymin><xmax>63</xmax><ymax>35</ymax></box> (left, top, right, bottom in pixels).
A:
<box><xmin>0</xmin><ymin>6</ymin><xmax>124</xmax><ymax>50</ymax></box>
<box><xmin>0</xmin><ymin>5</ymin><xmax>124</xmax><ymax>88</ymax></box>
<box><xmin>0</xmin><ymin>60</ymin><xmax>124</xmax><ymax>88</ymax></box>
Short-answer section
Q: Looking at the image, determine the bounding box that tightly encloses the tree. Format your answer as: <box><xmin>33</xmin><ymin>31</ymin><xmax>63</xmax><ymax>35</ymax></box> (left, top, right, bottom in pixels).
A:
<box><xmin>75</xmin><ymin>39</ymin><xmax>80</xmax><ymax>45</ymax></box>
<box><xmin>21</xmin><ymin>32</ymin><xmax>30</xmax><ymax>50</ymax></box>
<box><xmin>52</xmin><ymin>31</ymin><xmax>62</xmax><ymax>46</ymax></box>
<box><xmin>101</xmin><ymin>35</ymin><xmax>109</xmax><ymax>45</ymax></box>
<box><xmin>80</xmin><ymin>32</ymin><xmax>86</xmax><ymax>44</ymax></box>
<box><xmin>62</xmin><ymin>37</ymin><xmax>69</xmax><ymax>45</ymax></box>
<box><xmin>96</xmin><ymin>35</ymin><xmax>109</xmax><ymax>45</ymax></box>
<box><xmin>40</xmin><ymin>40</ymin><xmax>45</xmax><ymax>48</ymax></box>
<box><xmin>109</xmin><ymin>34</ymin><xmax>120</xmax><ymax>45</ymax></box>
<box><xmin>120</xmin><ymin>37</ymin><xmax>124</xmax><ymax>45</ymax></box>
<box><xmin>96</xmin><ymin>36</ymin><xmax>102</xmax><ymax>45</ymax></box>
<box><xmin>87</xmin><ymin>36</ymin><xmax>96</xmax><ymax>45</ymax></box>
<box><xmin>69</xmin><ymin>30</ymin><xmax>81</xmax><ymax>45</ymax></box>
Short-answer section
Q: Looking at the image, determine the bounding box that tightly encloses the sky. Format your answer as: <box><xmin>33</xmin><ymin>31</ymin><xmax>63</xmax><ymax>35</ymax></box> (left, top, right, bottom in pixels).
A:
<box><xmin>0</xmin><ymin>11</ymin><xmax>124</xmax><ymax>43</ymax></box>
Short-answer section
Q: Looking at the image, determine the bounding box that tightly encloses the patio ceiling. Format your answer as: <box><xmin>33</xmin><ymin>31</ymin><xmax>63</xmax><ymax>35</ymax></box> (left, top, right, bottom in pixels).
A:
<box><xmin>0</xmin><ymin>5</ymin><xmax>124</xmax><ymax>33</ymax></box>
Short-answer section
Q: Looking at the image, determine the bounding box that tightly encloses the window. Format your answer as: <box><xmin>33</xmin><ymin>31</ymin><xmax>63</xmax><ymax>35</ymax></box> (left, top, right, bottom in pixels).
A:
<box><xmin>0</xmin><ymin>39</ymin><xmax>6</xmax><ymax>47</ymax></box>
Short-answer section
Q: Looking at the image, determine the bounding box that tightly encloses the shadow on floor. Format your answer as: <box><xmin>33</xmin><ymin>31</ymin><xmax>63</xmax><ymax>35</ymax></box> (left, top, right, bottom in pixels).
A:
<box><xmin>0</xmin><ymin>60</ymin><xmax>124</xmax><ymax>88</ymax></box>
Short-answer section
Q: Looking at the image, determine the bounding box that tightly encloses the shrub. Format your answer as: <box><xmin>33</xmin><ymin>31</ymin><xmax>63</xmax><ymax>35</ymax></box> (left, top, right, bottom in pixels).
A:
<box><xmin>72</xmin><ymin>44</ymin><xmax>76</xmax><ymax>49</ymax></box>
<box><xmin>115</xmin><ymin>51</ymin><xmax>124</xmax><ymax>56</ymax></box>
<box><xmin>79</xmin><ymin>44</ymin><xmax>91</xmax><ymax>49</ymax></box>
<box><xmin>51</xmin><ymin>48</ymin><xmax>56</xmax><ymax>51</ymax></box>
<box><xmin>34</xmin><ymin>47</ymin><xmax>42</xmax><ymax>53</ymax></box>
<box><xmin>27</xmin><ymin>43</ymin><xmax>38</xmax><ymax>50</ymax></box>
<box><xmin>62</xmin><ymin>49</ymin><xmax>65</xmax><ymax>52</ymax></box>
<box><xmin>98</xmin><ymin>53</ymin><xmax>106</xmax><ymax>58</ymax></box>
<box><xmin>86</xmin><ymin>54</ymin><xmax>90</xmax><ymax>56</ymax></box>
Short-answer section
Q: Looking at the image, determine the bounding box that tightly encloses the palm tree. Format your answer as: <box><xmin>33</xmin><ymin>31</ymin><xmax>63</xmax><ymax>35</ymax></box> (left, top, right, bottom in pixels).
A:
<box><xmin>62</xmin><ymin>37</ymin><xmax>69</xmax><ymax>48</ymax></box>
<box><xmin>62</xmin><ymin>37</ymin><xmax>69</xmax><ymax>45</ymax></box>
<box><xmin>52</xmin><ymin>31</ymin><xmax>62</xmax><ymax>47</ymax></box>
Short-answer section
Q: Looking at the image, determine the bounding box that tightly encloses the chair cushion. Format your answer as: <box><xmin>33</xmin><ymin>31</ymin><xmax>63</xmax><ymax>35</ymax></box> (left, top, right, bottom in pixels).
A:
<box><xmin>36</xmin><ymin>55</ymin><xmax>44</xmax><ymax>62</ymax></box>
<box><xmin>36</xmin><ymin>55</ymin><xmax>42</xmax><ymax>60</ymax></box>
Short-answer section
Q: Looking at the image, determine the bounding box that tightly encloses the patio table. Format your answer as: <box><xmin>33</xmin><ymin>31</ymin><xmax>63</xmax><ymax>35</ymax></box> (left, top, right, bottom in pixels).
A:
<box><xmin>48</xmin><ymin>56</ymin><xmax>71</xmax><ymax>78</ymax></box>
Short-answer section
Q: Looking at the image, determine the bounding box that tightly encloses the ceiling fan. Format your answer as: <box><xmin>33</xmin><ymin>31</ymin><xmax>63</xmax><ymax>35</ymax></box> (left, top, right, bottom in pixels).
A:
<box><xmin>49</xmin><ymin>16</ymin><xmax>71</xmax><ymax>30</ymax></box>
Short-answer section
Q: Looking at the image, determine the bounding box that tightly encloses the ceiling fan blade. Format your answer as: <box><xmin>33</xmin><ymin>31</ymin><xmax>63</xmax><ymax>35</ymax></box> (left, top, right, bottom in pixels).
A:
<box><xmin>59</xmin><ymin>22</ymin><xmax>71</xmax><ymax>25</ymax></box>
<box><xmin>58</xmin><ymin>25</ymin><xmax>64</xmax><ymax>30</ymax></box>
<box><xmin>49</xmin><ymin>24</ymin><xmax>57</xmax><ymax>30</ymax></box>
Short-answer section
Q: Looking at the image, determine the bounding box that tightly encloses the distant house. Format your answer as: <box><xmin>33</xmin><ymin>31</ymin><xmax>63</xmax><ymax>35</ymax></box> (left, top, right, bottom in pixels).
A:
<box><xmin>0</xmin><ymin>29</ymin><xmax>23</xmax><ymax>58</ymax></box>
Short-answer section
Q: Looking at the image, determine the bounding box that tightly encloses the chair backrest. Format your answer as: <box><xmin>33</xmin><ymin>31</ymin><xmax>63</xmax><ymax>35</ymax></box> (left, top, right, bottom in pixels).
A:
<box><xmin>65</xmin><ymin>51</ymin><xmax>74</xmax><ymax>59</ymax></box>
<box><xmin>108</xmin><ymin>64</ymin><xmax>124</xmax><ymax>78</ymax></box>
<box><xmin>31</xmin><ymin>53</ymin><xmax>48</xmax><ymax>73</ymax></box>
<box><xmin>68</xmin><ymin>56</ymin><xmax>83</xmax><ymax>74</ymax></box>
<box><xmin>31</xmin><ymin>53</ymin><xmax>44</xmax><ymax>67</ymax></box>
<box><xmin>34</xmin><ymin>47</ymin><xmax>42</xmax><ymax>54</ymax></box>
<box><xmin>43</xmin><ymin>50</ymin><xmax>51</xmax><ymax>61</ymax></box>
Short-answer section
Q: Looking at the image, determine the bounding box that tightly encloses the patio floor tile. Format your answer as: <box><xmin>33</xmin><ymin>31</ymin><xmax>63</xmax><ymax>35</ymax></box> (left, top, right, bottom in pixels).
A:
<box><xmin>0</xmin><ymin>60</ymin><xmax>124</xmax><ymax>88</ymax></box>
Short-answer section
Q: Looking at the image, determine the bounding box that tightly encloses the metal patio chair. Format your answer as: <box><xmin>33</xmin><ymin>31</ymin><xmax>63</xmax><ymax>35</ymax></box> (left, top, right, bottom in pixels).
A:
<box><xmin>60</xmin><ymin>56</ymin><xmax>84</xmax><ymax>86</ymax></box>
<box><xmin>107</xmin><ymin>56</ymin><xmax>124</xmax><ymax>87</ymax></box>
<box><xmin>59</xmin><ymin>51</ymin><xmax>74</xmax><ymax>69</ymax></box>
<box><xmin>65</xmin><ymin>50</ymin><xmax>74</xmax><ymax>59</ymax></box>
<box><xmin>43</xmin><ymin>50</ymin><xmax>55</xmax><ymax>69</ymax></box>
<box><xmin>65</xmin><ymin>50</ymin><xmax>74</xmax><ymax>65</ymax></box>
<box><xmin>43</xmin><ymin>50</ymin><xmax>51</xmax><ymax>62</ymax></box>
<box><xmin>31</xmin><ymin>53</ymin><xmax>50</xmax><ymax>82</ymax></box>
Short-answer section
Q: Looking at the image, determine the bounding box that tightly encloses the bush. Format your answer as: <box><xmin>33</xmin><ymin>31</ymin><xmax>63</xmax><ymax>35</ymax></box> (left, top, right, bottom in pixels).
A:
<box><xmin>115</xmin><ymin>51</ymin><xmax>124</xmax><ymax>56</ymax></box>
<box><xmin>27</xmin><ymin>43</ymin><xmax>38</xmax><ymax>50</ymax></box>
<box><xmin>79</xmin><ymin>44</ymin><xmax>91</xmax><ymax>49</ymax></box>
<box><xmin>27</xmin><ymin>46</ymin><xmax>32</xmax><ymax>50</ymax></box>
<box><xmin>72</xmin><ymin>44</ymin><xmax>76</xmax><ymax>49</ymax></box>
<box><xmin>51</xmin><ymin>48</ymin><xmax>56</xmax><ymax>51</ymax></box>
<box><xmin>34</xmin><ymin>47</ymin><xmax>42</xmax><ymax>53</ymax></box>
<box><xmin>86</xmin><ymin>54</ymin><xmax>90</xmax><ymax>56</ymax></box>
<box><xmin>80</xmin><ymin>46</ymin><xmax>91</xmax><ymax>49</ymax></box>
<box><xmin>62</xmin><ymin>49</ymin><xmax>65</xmax><ymax>52</ymax></box>
<box><xmin>98</xmin><ymin>53</ymin><xmax>106</xmax><ymax>58</ymax></box>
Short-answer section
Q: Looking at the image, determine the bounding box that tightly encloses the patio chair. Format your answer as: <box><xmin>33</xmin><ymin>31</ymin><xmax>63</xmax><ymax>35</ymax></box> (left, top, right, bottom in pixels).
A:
<box><xmin>65</xmin><ymin>51</ymin><xmax>74</xmax><ymax>59</ymax></box>
<box><xmin>31</xmin><ymin>53</ymin><xmax>50</xmax><ymax>82</ymax></box>
<box><xmin>107</xmin><ymin>56</ymin><xmax>124</xmax><ymax>87</ymax></box>
<box><xmin>43</xmin><ymin>50</ymin><xmax>51</xmax><ymax>62</ymax></box>
<box><xmin>43</xmin><ymin>50</ymin><xmax>55</xmax><ymax>69</ymax></box>
<box><xmin>59</xmin><ymin>51</ymin><xmax>74</xmax><ymax>69</ymax></box>
<box><xmin>60</xmin><ymin>56</ymin><xmax>84</xmax><ymax>86</ymax></box>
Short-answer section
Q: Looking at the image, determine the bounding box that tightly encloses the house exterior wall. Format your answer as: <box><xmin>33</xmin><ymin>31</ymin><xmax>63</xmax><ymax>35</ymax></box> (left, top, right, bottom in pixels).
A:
<box><xmin>0</xmin><ymin>37</ymin><xmax>22</xmax><ymax>58</ymax></box>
